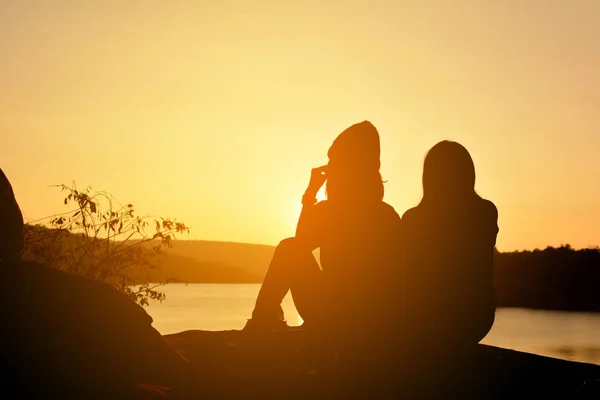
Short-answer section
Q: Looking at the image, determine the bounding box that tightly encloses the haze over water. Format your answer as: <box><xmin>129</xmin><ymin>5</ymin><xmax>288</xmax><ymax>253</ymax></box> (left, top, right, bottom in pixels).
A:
<box><xmin>147</xmin><ymin>284</ymin><xmax>600</xmax><ymax>366</ymax></box>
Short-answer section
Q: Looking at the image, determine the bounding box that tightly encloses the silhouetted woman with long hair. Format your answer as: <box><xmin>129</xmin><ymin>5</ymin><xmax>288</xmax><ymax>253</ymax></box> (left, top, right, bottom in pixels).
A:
<box><xmin>247</xmin><ymin>121</ymin><xmax>401</xmax><ymax>337</ymax></box>
<box><xmin>401</xmin><ymin>141</ymin><xmax>498</xmax><ymax>349</ymax></box>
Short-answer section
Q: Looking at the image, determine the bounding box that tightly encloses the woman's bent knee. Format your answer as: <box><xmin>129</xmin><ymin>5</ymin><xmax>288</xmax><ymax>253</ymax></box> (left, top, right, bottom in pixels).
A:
<box><xmin>276</xmin><ymin>237</ymin><xmax>299</xmax><ymax>253</ymax></box>
<box><xmin>273</xmin><ymin>237</ymin><xmax>318</xmax><ymax>273</ymax></box>
<box><xmin>271</xmin><ymin>238</ymin><xmax>302</xmax><ymax>263</ymax></box>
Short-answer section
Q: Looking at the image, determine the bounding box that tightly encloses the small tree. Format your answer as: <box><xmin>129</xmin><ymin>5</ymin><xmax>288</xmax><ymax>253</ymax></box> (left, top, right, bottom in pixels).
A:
<box><xmin>22</xmin><ymin>183</ymin><xmax>190</xmax><ymax>306</ymax></box>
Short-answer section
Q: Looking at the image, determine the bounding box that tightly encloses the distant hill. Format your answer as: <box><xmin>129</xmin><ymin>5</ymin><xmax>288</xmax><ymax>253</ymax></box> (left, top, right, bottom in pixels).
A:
<box><xmin>164</xmin><ymin>240</ymin><xmax>322</xmax><ymax>283</ymax></box>
<box><xmin>143</xmin><ymin>253</ymin><xmax>260</xmax><ymax>284</ymax></box>
<box><xmin>165</xmin><ymin>240</ymin><xmax>277</xmax><ymax>281</ymax></box>
<box><xmin>21</xmin><ymin>226</ymin><xmax>264</xmax><ymax>285</ymax></box>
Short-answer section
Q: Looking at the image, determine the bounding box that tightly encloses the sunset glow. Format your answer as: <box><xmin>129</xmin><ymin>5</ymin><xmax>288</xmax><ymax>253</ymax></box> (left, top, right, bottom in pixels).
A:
<box><xmin>1</xmin><ymin>1</ymin><xmax>599</xmax><ymax>251</ymax></box>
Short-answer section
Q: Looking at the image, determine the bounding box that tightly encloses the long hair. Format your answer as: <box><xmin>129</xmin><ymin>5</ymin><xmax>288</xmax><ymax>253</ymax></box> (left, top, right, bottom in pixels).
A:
<box><xmin>0</xmin><ymin>168</ymin><xmax>24</xmax><ymax>260</ymax></box>
<box><xmin>420</xmin><ymin>140</ymin><xmax>476</xmax><ymax>205</ymax></box>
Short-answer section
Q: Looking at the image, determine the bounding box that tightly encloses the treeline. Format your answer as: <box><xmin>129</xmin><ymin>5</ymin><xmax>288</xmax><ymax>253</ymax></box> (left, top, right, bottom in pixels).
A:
<box><xmin>494</xmin><ymin>245</ymin><xmax>600</xmax><ymax>312</ymax></box>
<box><xmin>20</xmin><ymin>223</ymin><xmax>600</xmax><ymax>312</ymax></box>
<box><xmin>164</xmin><ymin>242</ymin><xmax>600</xmax><ymax>312</ymax></box>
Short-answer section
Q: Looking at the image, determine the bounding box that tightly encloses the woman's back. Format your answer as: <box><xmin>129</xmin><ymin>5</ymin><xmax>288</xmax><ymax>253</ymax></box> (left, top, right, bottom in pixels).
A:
<box><xmin>399</xmin><ymin>141</ymin><xmax>499</xmax><ymax>346</ymax></box>
<box><xmin>312</xmin><ymin>200</ymin><xmax>400</xmax><ymax>278</ymax></box>
<box><xmin>402</xmin><ymin>195</ymin><xmax>498</xmax><ymax>323</ymax></box>
<box><xmin>303</xmin><ymin>198</ymin><xmax>402</xmax><ymax>330</ymax></box>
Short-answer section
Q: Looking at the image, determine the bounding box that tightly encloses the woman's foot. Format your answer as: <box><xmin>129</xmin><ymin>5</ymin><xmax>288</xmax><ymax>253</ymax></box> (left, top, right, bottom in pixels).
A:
<box><xmin>242</xmin><ymin>318</ymin><xmax>289</xmax><ymax>332</ymax></box>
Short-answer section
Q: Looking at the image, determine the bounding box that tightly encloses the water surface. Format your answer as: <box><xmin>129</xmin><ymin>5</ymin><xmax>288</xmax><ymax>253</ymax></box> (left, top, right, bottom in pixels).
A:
<box><xmin>146</xmin><ymin>284</ymin><xmax>600</xmax><ymax>365</ymax></box>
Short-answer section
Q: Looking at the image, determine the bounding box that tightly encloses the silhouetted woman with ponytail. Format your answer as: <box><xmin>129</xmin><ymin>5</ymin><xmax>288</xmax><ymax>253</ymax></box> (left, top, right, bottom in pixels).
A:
<box><xmin>246</xmin><ymin>121</ymin><xmax>401</xmax><ymax>338</ymax></box>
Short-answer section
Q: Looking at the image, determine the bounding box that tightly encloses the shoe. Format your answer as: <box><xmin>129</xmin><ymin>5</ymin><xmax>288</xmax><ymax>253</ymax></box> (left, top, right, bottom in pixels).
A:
<box><xmin>242</xmin><ymin>318</ymin><xmax>289</xmax><ymax>332</ymax></box>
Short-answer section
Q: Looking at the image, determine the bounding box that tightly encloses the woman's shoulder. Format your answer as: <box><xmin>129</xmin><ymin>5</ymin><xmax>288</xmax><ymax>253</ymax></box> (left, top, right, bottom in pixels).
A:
<box><xmin>400</xmin><ymin>204</ymin><xmax>421</xmax><ymax>223</ymax></box>
<box><xmin>474</xmin><ymin>196</ymin><xmax>498</xmax><ymax>219</ymax></box>
<box><xmin>380</xmin><ymin>201</ymin><xmax>400</xmax><ymax>216</ymax></box>
<box><xmin>376</xmin><ymin>201</ymin><xmax>402</xmax><ymax>225</ymax></box>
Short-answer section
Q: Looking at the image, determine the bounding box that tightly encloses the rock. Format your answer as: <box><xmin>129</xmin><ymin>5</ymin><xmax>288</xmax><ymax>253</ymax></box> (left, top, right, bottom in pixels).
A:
<box><xmin>0</xmin><ymin>260</ymin><xmax>189</xmax><ymax>399</ymax></box>
<box><xmin>164</xmin><ymin>329</ymin><xmax>600</xmax><ymax>399</ymax></box>
<box><xmin>1</xmin><ymin>259</ymin><xmax>598</xmax><ymax>399</ymax></box>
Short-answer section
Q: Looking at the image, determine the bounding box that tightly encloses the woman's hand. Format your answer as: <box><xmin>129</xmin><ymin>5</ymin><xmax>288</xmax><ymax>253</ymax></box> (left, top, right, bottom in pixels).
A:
<box><xmin>306</xmin><ymin>165</ymin><xmax>327</xmax><ymax>197</ymax></box>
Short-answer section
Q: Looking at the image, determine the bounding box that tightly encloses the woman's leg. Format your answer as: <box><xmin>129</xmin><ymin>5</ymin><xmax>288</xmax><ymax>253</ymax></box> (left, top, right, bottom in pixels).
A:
<box><xmin>288</xmin><ymin>245</ymin><xmax>323</xmax><ymax>325</ymax></box>
<box><xmin>249</xmin><ymin>237</ymin><xmax>321</xmax><ymax>326</ymax></box>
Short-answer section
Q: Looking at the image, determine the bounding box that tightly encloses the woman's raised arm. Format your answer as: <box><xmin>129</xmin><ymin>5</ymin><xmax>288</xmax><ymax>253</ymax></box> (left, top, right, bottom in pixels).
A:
<box><xmin>295</xmin><ymin>166</ymin><xmax>327</xmax><ymax>250</ymax></box>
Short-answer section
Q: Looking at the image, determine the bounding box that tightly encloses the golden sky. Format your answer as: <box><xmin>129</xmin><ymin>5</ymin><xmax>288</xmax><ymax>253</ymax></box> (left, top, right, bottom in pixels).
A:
<box><xmin>1</xmin><ymin>0</ymin><xmax>599</xmax><ymax>251</ymax></box>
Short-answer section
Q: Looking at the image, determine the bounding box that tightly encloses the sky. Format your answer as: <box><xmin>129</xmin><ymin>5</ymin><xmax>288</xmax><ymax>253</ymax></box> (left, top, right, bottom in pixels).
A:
<box><xmin>1</xmin><ymin>0</ymin><xmax>599</xmax><ymax>251</ymax></box>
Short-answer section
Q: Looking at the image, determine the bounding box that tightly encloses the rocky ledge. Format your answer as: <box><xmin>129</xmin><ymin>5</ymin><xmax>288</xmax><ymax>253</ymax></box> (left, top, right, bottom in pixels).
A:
<box><xmin>161</xmin><ymin>329</ymin><xmax>600</xmax><ymax>399</ymax></box>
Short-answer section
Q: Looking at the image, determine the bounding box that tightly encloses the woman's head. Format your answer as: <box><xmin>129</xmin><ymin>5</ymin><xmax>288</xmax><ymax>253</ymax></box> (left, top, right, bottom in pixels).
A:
<box><xmin>325</xmin><ymin>121</ymin><xmax>384</xmax><ymax>202</ymax></box>
<box><xmin>421</xmin><ymin>140</ymin><xmax>476</xmax><ymax>203</ymax></box>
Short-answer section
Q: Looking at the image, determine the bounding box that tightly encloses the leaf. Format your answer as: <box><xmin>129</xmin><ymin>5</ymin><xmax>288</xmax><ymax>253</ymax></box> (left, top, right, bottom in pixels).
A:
<box><xmin>29</xmin><ymin>181</ymin><xmax>191</xmax><ymax>308</ymax></box>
